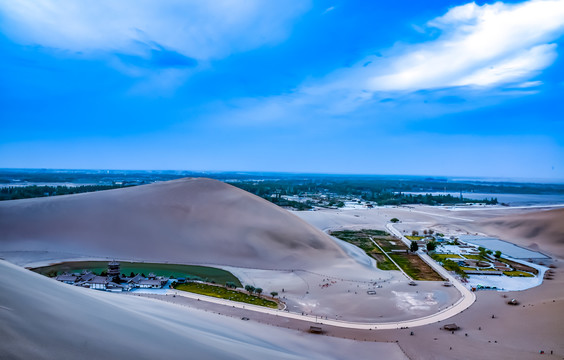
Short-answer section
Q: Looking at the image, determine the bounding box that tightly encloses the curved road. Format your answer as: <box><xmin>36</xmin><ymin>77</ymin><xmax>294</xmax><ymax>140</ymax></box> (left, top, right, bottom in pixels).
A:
<box><xmin>163</xmin><ymin>223</ymin><xmax>476</xmax><ymax>330</ymax></box>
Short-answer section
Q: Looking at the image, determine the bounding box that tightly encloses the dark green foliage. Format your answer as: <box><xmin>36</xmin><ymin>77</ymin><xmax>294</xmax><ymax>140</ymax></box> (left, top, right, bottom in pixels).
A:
<box><xmin>225</xmin><ymin>281</ymin><xmax>238</xmax><ymax>289</ymax></box>
<box><xmin>441</xmin><ymin>259</ymin><xmax>468</xmax><ymax>278</ymax></box>
<box><xmin>390</xmin><ymin>218</ymin><xmax>400</xmax><ymax>223</ymax></box>
<box><xmin>410</xmin><ymin>241</ymin><xmax>419</xmax><ymax>252</ymax></box>
<box><xmin>494</xmin><ymin>250</ymin><xmax>502</xmax><ymax>258</ymax></box>
<box><xmin>226</xmin><ymin>178</ymin><xmax>502</xmax><ymax>208</ymax></box>
<box><xmin>426</xmin><ymin>241</ymin><xmax>437</xmax><ymax>252</ymax></box>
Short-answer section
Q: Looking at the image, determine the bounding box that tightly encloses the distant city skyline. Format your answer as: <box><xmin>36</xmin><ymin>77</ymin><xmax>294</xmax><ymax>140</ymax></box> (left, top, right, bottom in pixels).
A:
<box><xmin>1</xmin><ymin>0</ymin><xmax>563</xmax><ymax>179</ymax></box>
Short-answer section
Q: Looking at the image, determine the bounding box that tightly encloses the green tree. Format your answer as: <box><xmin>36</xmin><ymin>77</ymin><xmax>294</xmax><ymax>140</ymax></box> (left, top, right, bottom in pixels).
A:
<box><xmin>245</xmin><ymin>285</ymin><xmax>255</xmax><ymax>294</ymax></box>
<box><xmin>494</xmin><ymin>250</ymin><xmax>502</xmax><ymax>258</ymax></box>
<box><xmin>255</xmin><ymin>288</ymin><xmax>263</xmax><ymax>297</ymax></box>
<box><xmin>426</xmin><ymin>241</ymin><xmax>437</xmax><ymax>252</ymax></box>
<box><xmin>270</xmin><ymin>291</ymin><xmax>278</xmax><ymax>298</ymax></box>
<box><xmin>410</xmin><ymin>240</ymin><xmax>419</xmax><ymax>252</ymax></box>
<box><xmin>390</xmin><ymin>218</ymin><xmax>400</xmax><ymax>223</ymax></box>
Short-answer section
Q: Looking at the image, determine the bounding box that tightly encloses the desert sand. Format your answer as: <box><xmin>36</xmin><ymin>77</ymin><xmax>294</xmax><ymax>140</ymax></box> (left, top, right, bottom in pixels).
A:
<box><xmin>0</xmin><ymin>179</ymin><xmax>460</xmax><ymax>323</ymax></box>
<box><xmin>0</xmin><ymin>178</ymin><xmax>350</xmax><ymax>270</ymax></box>
<box><xmin>0</xmin><ymin>259</ymin><xmax>408</xmax><ymax>360</ymax></box>
<box><xmin>476</xmin><ymin>208</ymin><xmax>564</xmax><ymax>259</ymax></box>
<box><xmin>293</xmin><ymin>204</ymin><xmax>564</xmax><ymax>359</ymax></box>
<box><xmin>1</xmin><ymin>180</ymin><xmax>563</xmax><ymax>359</ymax></box>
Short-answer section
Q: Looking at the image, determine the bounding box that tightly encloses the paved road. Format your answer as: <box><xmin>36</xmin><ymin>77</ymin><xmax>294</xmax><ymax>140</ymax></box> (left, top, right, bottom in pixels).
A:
<box><xmin>385</xmin><ymin>222</ymin><xmax>476</xmax><ymax>316</ymax></box>
<box><xmin>168</xmin><ymin>285</ymin><xmax>474</xmax><ymax>330</ymax></box>
<box><xmin>166</xmin><ymin>225</ymin><xmax>476</xmax><ymax>330</ymax></box>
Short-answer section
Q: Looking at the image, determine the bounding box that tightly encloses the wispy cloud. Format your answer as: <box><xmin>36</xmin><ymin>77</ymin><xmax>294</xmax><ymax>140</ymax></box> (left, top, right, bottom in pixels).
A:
<box><xmin>0</xmin><ymin>0</ymin><xmax>310</xmax><ymax>61</ymax></box>
<box><xmin>366</xmin><ymin>0</ymin><xmax>564</xmax><ymax>91</ymax></box>
<box><xmin>216</xmin><ymin>0</ymin><xmax>564</xmax><ymax>125</ymax></box>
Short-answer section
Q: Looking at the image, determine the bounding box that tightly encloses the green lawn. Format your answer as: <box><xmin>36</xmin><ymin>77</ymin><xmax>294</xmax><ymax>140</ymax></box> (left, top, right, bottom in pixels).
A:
<box><xmin>431</xmin><ymin>254</ymin><xmax>463</xmax><ymax>261</ymax></box>
<box><xmin>463</xmin><ymin>255</ymin><xmax>484</xmax><ymax>260</ymax></box>
<box><xmin>503</xmin><ymin>271</ymin><xmax>534</xmax><ymax>277</ymax></box>
<box><xmin>405</xmin><ymin>236</ymin><xmax>425</xmax><ymax>241</ymax></box>
<box><xmin>174</xmin><ymin>282</ymin><xmax>278</xmax><ymax>308</ymax></box>
<box><xmin>32</xmin><ymin>261</ymin><xmax>242</xmax><ymax>287</ymax></box>
<box><xmin>331</xmin><ymin>229</ymin><xmax>400</xmax><ymax>271</ymax></box>
<box><xmin>370</xmin><ymin>251</ymin><xmax>399</xmax><ymax>271</ymax></box>
<box><xmin>389</xmin><ymin>254</ymin><xmax>444</xmax><ymax>281</ymax></box>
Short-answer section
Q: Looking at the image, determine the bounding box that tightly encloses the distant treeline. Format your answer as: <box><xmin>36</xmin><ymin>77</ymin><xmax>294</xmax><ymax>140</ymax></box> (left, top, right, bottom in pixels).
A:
<box><xmin>229</xmin><ymin>180</ymin><xmax>498</xmax><ymax>207</ymax></box>
<box><xmin>369</xmin><ymin>192</ymin><xmax>497</xmax><ymax>206</ymax></box>
<box><xmin>0</xmin><ymin>184</ymin><xmax>132</xmax><ymax>201</ymax></box>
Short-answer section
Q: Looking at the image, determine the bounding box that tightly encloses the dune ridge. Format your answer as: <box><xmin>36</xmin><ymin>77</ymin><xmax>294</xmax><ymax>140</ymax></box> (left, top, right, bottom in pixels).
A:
<box><xmin>0</xmin><ymin>178</ymin><xmax>355</xmax><ymax>270</ymax></box>
<box><xmin>478</xmin><ymin>208</ymin><xmax>564</xmax><ymax>258</ymax></box>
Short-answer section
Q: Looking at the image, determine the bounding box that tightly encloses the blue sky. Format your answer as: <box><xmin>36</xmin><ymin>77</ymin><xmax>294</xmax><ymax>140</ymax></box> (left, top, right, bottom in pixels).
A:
<box><xmin>1</xmin><ymin>0</ymin><xmax>563</xmax><ymax>180</ymax></box>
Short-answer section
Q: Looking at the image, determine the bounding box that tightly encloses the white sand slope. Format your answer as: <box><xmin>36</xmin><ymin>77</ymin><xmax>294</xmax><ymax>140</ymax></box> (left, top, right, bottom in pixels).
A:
<box><xmin>0</xmin><ymin>260</ymin><xmax>408</xmax><ymax>360</ymax></box>
<box><xmin>477</xmin><ymin>208</ymin><xmax>564</xmax><ymax>259</ymax></box>
<box><xmin>0</xmin><ymin>179</ymin><xmax>463</xmax><ymax>323</ymax></box>
<box><xmin>0</xmin><ymin>178</ymin><xmax>352</xmax><ymax>270</ymax></box>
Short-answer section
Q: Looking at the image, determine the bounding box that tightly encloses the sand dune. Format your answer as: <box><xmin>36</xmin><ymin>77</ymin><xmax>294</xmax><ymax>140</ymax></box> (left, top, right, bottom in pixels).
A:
<box><xmin>478</xmin><ymin>208</ymin><xmax>564</xmax><ymax>258</ymax></box>
<box><xmin>0</xmin><ymin>260</ymin><xmax>408</xmax><ymax>360</ymax></box>
<box><xmin>0</xmin><ymin>178</ymin><xmax>350</xmax><ymax>270</ymax></box>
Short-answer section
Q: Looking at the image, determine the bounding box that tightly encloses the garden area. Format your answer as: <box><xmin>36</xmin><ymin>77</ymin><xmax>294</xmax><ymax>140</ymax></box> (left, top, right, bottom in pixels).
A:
<box><xmin>173</xmin><ymin>282</ymin><xmax>278</xmax><ymax>308</ymax></box>
<box><xmin>330</xmin><ymin>229</ymin><xmax>443</xmax><ymax>280</ymax></box>
<box><xmin>32</xmin><ymin>261</ymin><xmax>242</xmax><ymax>287</ymax></box>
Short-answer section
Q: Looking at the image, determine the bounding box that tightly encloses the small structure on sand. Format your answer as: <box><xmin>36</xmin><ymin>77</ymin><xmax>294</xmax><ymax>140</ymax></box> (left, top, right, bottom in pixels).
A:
<box><xmin>443</xmin><ymin>324</ymin><xmax>459</xmax><ymax>331</ymax></box>
<box><xmin>507</xmin><ymin>298</ymin><xmax>520</xmax><ymax>305</ymax></box>
<box><xmin>409</xmin><ymin>281</ymin><xmax>417</xmax><ymax>286</ymax></box>
<box><xmin>54</xmin><ymin>261</ymin><xmax>168</xmax><ymax>291</ymax></box>
<box><xmin>107</xmin><ymin>261</ymin><xmax>121</xmax><ymax>278</ymax></box>
<box><xmin>309</xmin><ymin>326</ymin><xmax>324</xmax><ymax>334</ymax></box>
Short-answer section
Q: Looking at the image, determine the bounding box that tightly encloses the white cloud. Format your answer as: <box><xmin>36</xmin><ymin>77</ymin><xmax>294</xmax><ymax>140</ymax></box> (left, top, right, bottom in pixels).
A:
<box><xmin>211</xmin><ymin>1</ymin><xmax>564</xmax><ymax>127</ymax></box>
<box><xmin>269</xmin><ymin>0</ymin><xmax>564</xmax><ymax>120</ymax></box>
<box><xmin>366</xmin><ymin>0</ymin><xmax>564</xmax><ymax>91</ymax></box>
<box><xmin>0</xmin><ymin>0</ymin><xmax>310</xmax><ymax>60</ymax></box>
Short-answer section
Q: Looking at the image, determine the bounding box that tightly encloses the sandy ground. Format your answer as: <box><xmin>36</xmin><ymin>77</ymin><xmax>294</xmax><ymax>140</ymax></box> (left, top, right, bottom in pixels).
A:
<box><xmin>0</xmin><ymin>260</ymin><xmax>409</xmax><ymax>360</ymax></box>
<box><xmin>292</xmin><ymin>205</ymin><xmax>564</xmax><ymax>359</ymax></box>
<box><xmin>1</xmin><ymin>180</ymin><xmax>563</xmax><ymax>359</ymax></box>
<box><xmin>0</xmin><ymin>179</ymin><xmax>461</xmax><ymax>323</ymax></box>
<box><xmin>0</xmin><ymin>178</ymin><xmax>353</xmax><ymax>270</ymax></box>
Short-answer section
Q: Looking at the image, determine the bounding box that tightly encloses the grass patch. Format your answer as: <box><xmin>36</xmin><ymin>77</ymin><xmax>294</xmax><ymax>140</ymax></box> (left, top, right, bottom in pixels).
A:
<box><xmin>389</xmin><ymin>254</ymin><xmax>444</xmax><ymax>281</ymax></box>
<box><xmin>331</xmin><ymin>229</ymin><xmax>400</xmax><ymax>271</ymax></box>
<box><xmin>503</xmin><ymin>271</ymin><xmax>534</xmax><ymax>277</ymax></box>
<box><xmin>405</xmin><ymin>236</ymin><xmax>425</xmax><ymax>241</ymax></box>
<box><xmin>463</xmin><ymin>255</ymin><xmax>484</xmax><ymax>260</ymax></box>
<box><xmin>331</xmin><ymin>229</ymin><xmax>442</xmax><ymax>279</ymax></box>
<box><xmin>32</xmin><ymin>261</ymin><xmax>242</xmax><ymax>287</ymax></box>
<box><xmin>431</xmin><ymin>254</ymin><xmax>463</xmax><ymax>261</ymax></box>
<box><xmin>369</xmin><ymin>252</ymin><xmax>399</xmax><ymax>270</ymax></box>
<box><xmin>174</xmin><ymin>282</ymin><xmax>278</xmax><ymax>308</ymax></box>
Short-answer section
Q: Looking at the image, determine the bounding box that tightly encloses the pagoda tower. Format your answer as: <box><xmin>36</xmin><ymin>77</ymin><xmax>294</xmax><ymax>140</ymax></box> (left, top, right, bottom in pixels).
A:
<box><xmin>107</xmin><ymin>261</ymin><xmax>121</xmax><ymax>278</ymax></box>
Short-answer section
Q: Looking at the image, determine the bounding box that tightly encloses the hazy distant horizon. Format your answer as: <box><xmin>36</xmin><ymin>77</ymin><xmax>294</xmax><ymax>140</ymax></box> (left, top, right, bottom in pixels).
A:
<box><xmin>2</xmin><ymin>168</ymin><xmax>564</xmax><ymax>185</ymax></box>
